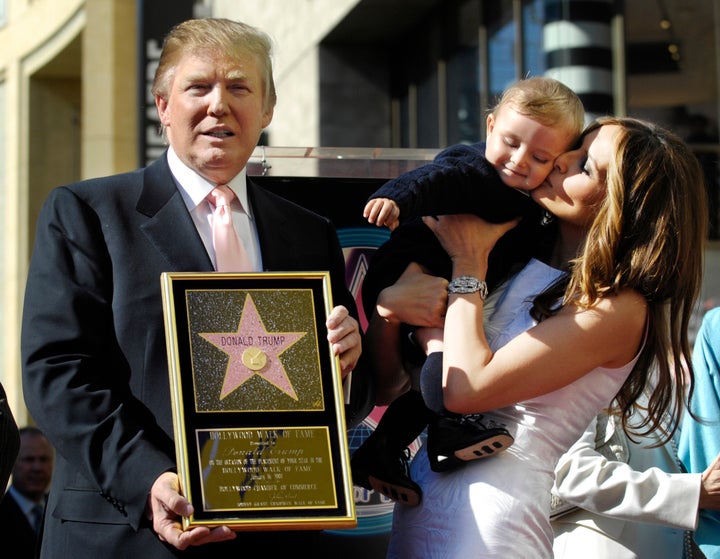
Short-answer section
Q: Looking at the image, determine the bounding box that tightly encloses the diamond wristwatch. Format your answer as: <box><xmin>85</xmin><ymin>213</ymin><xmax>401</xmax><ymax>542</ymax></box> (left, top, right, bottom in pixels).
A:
<box><xmin>447</xmin><ymin>276</ymin><xmax>488</xmax><ymax>300</ymax></box>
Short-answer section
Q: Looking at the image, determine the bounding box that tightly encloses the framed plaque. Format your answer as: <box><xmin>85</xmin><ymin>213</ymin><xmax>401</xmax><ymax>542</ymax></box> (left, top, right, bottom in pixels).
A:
<box><xmin>160</xmin><ymin>271</ymin><xmax>356</xmax><ymax>531</ymax></box>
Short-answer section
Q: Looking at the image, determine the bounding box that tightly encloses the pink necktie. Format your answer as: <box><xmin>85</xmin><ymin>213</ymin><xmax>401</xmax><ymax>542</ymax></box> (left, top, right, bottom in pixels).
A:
<box><xmin>208</xmin><ymin>185</ymin><xmax>252</xmax><ymax>272</ymax></box>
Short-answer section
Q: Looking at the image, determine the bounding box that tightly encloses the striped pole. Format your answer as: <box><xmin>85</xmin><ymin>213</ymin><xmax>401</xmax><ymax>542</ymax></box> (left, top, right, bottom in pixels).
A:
<box><xmin>543</xmin><ymin>0</ymin><xmax>616</xmax><ymax>122</ymax></box>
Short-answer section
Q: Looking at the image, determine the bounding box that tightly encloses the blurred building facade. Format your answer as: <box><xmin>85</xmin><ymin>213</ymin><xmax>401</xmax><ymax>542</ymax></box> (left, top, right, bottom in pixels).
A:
<box><xmin>0</xmin><ymin>0</ymin><xmax>718</xmax><ymax>424</ymax></box>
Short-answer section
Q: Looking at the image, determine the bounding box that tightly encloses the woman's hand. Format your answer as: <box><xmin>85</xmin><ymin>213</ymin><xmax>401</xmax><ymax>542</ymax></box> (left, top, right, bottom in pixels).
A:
<box><xmin>700</xmin><ymin>451</ymin><xmax>720</xmax><ymax>510</ymax></box>
<box><xmin>422</xmin><ymin>214</ymin><xmax>520</xmax><ymax>270</ymax></box>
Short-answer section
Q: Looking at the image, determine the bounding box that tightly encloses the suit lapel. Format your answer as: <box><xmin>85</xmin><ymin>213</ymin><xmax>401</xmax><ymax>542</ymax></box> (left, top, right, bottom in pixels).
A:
<box><xmin>247</xmin><ymin>179</ymin><xmax>294</xmax><ymax>270</ymax></box>
<box><xmin>137</xmin><ymin>155</ymin><xmax>213</xmax><ymax>271</ymax></box>
<box><xmin>134</xmin><ymin>164</ymin><xmax>301</xmax><ymax>272</ymax></box>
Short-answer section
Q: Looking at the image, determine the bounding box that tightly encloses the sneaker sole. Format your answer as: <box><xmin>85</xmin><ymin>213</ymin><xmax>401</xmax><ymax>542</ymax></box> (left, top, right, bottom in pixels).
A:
<box><xmin>368</xmin><ymin>475</ymin><xmax>422</xmax><ymax>507</ymax></box>
<box><xmin>453</xmin><ymin>433</ymin><xmax>514</xmax><ymax>461</ymax></box>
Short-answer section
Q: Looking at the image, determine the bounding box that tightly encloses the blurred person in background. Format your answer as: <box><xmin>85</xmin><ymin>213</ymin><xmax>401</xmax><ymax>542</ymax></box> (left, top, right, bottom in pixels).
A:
<box><xmin>0</xmin><ymin>426</ymin><xmax>54</xmax><ymax>559</ymax></box>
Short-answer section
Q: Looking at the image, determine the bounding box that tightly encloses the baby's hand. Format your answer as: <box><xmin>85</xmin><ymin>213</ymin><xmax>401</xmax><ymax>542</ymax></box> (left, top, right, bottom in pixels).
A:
<box><xmin>363</xmin><ymin>198</ymin><xmax>400</xmax><ymax>230</ymax></box>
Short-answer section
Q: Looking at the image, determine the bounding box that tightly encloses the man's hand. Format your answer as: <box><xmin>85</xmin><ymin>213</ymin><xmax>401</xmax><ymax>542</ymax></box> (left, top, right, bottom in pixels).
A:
<box><xmin>147</xmin><ymin>471</ymin><xmax>236</xmax><ymax>550</ymax></box>
<box><xmin>327</xmin><ymin>305</ymin><xmax>361</xmax><ymax>379</ymax></box>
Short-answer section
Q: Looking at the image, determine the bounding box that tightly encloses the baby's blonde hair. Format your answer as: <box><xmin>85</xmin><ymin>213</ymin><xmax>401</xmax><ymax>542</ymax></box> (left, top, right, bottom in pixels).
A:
<box><xmin>491</xmin><ymin>76</ymin><xmax>585</xmax><ymax>140</ymax></box>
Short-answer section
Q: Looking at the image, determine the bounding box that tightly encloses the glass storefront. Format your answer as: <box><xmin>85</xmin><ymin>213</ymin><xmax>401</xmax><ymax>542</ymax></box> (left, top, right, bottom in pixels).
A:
<box><xmin>371</xmin><ymin>0</ymin><xmax>718</xmax><ymax>237</ymax></box>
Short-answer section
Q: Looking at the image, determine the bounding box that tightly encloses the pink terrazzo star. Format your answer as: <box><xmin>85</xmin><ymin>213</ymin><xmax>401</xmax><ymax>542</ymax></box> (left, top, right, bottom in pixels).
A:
<box><xmin>199</xmin><ymin>294</ymin><xmax>307</xmax><ymax>400</ymax></box>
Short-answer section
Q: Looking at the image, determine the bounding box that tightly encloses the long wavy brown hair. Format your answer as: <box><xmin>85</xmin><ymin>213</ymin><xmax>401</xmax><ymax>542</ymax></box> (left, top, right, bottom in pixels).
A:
<box><xmin>532</xmin><ymin>116</ymin><xmax>708</xmax><ymax>444</ymax></box>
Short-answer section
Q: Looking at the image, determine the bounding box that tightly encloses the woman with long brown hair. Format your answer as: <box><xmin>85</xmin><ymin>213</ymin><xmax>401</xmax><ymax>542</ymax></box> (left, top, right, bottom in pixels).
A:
<box><xmin>366</xmin><ymin>117</ymin><xmax>707</xmax><ymax>558</ymax></box>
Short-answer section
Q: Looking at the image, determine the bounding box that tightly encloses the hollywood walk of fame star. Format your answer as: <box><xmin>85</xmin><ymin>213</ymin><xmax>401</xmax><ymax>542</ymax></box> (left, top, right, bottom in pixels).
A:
<box><xmin>199</xmin><ymin>294</ymin><xmax>307</xmax><ymax>400</ymax></box>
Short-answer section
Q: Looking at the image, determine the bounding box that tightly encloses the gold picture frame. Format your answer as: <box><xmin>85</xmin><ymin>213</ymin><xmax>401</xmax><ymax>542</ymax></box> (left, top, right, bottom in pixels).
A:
<box><xmin>161</xmin><ymin>271</ymin><xmax>356</xmax><ymax>531</ymax></box>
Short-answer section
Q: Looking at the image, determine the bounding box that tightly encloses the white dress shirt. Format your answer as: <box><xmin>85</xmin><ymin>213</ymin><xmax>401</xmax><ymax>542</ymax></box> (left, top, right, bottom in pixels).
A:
<box><xmin>166</xmin><ymin>147</ymin><xmax>262</xmax><ymax>271</ymax></box>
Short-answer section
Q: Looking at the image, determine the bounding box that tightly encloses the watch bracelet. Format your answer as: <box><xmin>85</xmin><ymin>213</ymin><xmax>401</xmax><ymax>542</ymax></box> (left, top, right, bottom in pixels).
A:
<box><xmin>447</xmin><ymin>275</ymin><xmax>488</xmax><ymax>299</ymax></box>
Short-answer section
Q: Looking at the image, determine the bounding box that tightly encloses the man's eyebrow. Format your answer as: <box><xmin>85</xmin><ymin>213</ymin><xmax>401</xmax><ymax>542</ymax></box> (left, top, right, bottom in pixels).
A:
<box><xmin>180</xmin><ymin>70</ymin><xmax>250</xmax><ymax>83</ymax></box>
<box><xmin>180</xmin><ymin>72</ymin><xmax>209</xmax><ymax>83</ymax></box>
<box><xmin>226</xmin><ymin>70</ymin><xmax>249</xmax><ymax>81</ymax></box>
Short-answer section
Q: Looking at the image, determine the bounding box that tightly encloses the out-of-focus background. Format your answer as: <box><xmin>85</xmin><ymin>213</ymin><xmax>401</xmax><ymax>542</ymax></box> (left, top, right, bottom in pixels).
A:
<box><xmin>2</xmin><ymin>0</ymin><xmax>719</xmax><ymax>439</ymax></box>
<box><xmin>0</xmin><ymin>0</ymin><xmax>718</xmax><ymax>433</ymax></box>
<box><xmin>2</xmin><ymin>2</ymin><xmax>719</xmax><ymax>553</ymax></box>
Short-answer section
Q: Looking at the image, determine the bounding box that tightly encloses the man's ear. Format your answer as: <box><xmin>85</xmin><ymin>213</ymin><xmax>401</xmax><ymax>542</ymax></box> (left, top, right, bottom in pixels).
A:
<box><xmin>156</xmin><ymin>95</ymin><xmax>170</xmax><ymax>126</ymax></box>
<box><xmin>261</xmin><ymin>105</ymin><xmax>274</xmax><ymax>129</ymax></box>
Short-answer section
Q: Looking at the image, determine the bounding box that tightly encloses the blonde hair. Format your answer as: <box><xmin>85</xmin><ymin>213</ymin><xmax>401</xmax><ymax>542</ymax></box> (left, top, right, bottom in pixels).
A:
<box><xmin>491</xmin><ymin>76</ymin><xmax>585</xmax><ymax>141</ymax></box>
<box><xmin>152</xmin><ymin>18</ymin><xmax>277</xmax><ymax>112</ymax></box>
<box><xmin>556</xmin><ymin>116</ymin><xmax>707</xmax><ymax>443</ymax></box>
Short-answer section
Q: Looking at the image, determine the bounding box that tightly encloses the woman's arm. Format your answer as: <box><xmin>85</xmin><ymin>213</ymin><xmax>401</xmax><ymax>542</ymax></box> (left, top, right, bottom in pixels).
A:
<box><xmin>423</xmin><ymin>214</ymin><xmax>647</xmax><ymax>415</ymax></box>
<box><xmin>444</xmin><ymin>290</ymin><xmax>647</xmax><ymax>413</ymax></box>
<box><xmin>553</xmin><ymin>415</ymin><xmax>700</xmax><ymax>530</ymax></box>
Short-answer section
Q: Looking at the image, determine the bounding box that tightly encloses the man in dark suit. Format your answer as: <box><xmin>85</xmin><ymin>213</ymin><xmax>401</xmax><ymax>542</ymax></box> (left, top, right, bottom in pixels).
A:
<box><xmin>0</xmin><ymin>426</ymin><xmax>53</xmax><ymax>559</ymax></box>
<box><xmin>21</xmin><ymin>18</ymin><xmax>373</xmax><ymax>558</ymax></box>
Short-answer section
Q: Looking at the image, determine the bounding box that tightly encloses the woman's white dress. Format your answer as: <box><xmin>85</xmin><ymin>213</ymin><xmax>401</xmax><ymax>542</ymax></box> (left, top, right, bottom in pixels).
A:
<box><xmin>387</xmin><ymin>259</ymin><xmax>641</xmax><ymax>559</ymax></box>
